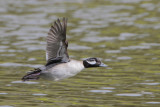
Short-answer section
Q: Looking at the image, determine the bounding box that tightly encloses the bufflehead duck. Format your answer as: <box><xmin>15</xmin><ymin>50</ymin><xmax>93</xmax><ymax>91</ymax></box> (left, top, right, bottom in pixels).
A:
<box><xmin>22</xmin><ymin>18</ymin><xmax>107</xmax><ymax>81</ymax></box>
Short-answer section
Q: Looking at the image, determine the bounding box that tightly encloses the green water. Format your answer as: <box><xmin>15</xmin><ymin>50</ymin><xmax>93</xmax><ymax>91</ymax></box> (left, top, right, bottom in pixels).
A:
<box><xmin>0</xmin><ymin>0</ymin><xmax>160</xmax><ymax>107</ymax></box>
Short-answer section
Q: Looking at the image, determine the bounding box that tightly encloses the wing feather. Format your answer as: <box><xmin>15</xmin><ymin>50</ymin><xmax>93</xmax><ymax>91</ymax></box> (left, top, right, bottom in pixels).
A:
<box><xmin>46</xmin><ymin>18</ymin><xmax>69</xmax><ymax>64</ymax></box>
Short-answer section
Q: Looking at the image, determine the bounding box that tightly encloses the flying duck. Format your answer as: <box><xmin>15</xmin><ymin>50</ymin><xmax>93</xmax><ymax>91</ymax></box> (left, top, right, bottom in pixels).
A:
<box><xmin>22</xmin><ymin>18</ymin><xmax>107</xmax><ymax>81</ymax></box>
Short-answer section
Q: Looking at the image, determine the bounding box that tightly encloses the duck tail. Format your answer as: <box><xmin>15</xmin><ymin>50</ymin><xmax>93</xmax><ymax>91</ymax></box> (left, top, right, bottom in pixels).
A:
<box><xmin>22</xmin><ymin>68</ymin><xmax>42</xmax><ymax>81</ymax></box>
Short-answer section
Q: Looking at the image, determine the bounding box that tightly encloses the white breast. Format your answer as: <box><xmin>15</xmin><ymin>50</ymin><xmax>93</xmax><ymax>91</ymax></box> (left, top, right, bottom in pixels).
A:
<box><xmin>42</xmin><ymin>60</ymin><xmax>84</xmax><ymax>81</ymax></box>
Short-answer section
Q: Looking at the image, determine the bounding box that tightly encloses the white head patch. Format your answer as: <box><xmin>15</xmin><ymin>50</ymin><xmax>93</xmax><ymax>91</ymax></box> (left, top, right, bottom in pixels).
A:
<box><xmin>87</xmin><ymin>60</ymin><xmax>96</xmax><ymax>65</ymax></box>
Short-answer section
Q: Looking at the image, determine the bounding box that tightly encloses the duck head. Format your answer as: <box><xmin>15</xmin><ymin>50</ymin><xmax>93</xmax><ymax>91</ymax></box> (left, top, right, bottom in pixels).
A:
<box><xmin>83</xmin><ymin>58</ymin><xmax>107</xmax><ymax>68</ymax></box>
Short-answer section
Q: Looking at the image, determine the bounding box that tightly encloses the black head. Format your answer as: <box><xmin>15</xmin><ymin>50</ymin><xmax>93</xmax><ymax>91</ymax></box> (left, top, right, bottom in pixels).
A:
<box><xmin>83</xmin><ymin>58</ymin><xmax>107</xmax><ymax>68</ymax></box>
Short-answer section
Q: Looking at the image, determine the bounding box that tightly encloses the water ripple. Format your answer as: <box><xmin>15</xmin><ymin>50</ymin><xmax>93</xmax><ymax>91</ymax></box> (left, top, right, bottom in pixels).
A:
<box><xmin>117</xmin><ymin>56</ymin><xmax>132</xmax><ymax>60</ymax></box>
<box><xmin>105</xmin><ymin>50</ymin><xmax>121</xmax><ymax>53</ymax></box>
<box><xmin>120</xmin><ymin>45</ymin><xmax>151</xmax><ymax>50</ymax></box>
<box><xmin>81</xmin><ymin>36</ymin><xmax>116</xmax><ymax>43</ymax></box>
<box><xmin>0</xmin><ymin>106</ymin><xmax>13</xmax><ymax>107</ymax></box>
<box><xmin>11</xmin><ymin>81</ymin><xmax>39</xmax><ymax>84</ymax></box>
<box><xmin>116</xmin><ymin>93</ymin><xmax>142</xmax><ymax>97</ymax></box>
<box><xmin>32</xmin><ymin>93</ymin><xmax>47</xmax><ymax>96</ymax></box>
<box><xmin>0</xmin><ymin>63</ymin><xmax>42</xmax><ymax>68</ymax></box>
<box><xmin>110</xmin><ymin>0</ymin><xmax>143</xmax><ymax>3</ymax></box>
<box><xmin>89</xmin><ymin>90</ymin><xmax>113</xmax><ymax>94</ymax></box>
<box><xmin>68</xmin><ymin>43</ymin><xmax>92</xmax><ymax>50</ymax></box>
<box><xmin>136</xmin><ymin>83</ymin><xmax>160</xmax><ymax>85</ymax></box>
<box><xmin>0</xmin><ymin>93</ymin><xmax>8</xmax><ymax>95</ymax></box>
<box><xmin>146</xmin><ymin>102</ymin><xmax>160</xmax><ymax>104</ymax></box>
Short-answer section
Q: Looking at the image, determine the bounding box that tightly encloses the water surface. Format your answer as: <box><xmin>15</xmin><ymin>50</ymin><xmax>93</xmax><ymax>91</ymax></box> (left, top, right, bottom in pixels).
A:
<box><xmin>0</xmin><ymin>0</ymin><xmax>160</xmax><ymax>107</ymax></box>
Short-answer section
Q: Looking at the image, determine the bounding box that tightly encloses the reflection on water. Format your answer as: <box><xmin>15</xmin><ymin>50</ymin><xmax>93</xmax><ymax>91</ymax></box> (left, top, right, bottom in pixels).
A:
<box><xmin>32</xmin><ymin>93</ymin><xmax>47</xmax><ymax>96</ymax></box>
<box><xmin>89</xmin><ymin>90</ymin><xmax>113</xmax><ymax>94</ymax></box>
<box><xmin>0</xmin><ymin>0</ymin><xmax>160</xmax><ymax>107</ymax></box>
<box><xmin>0</xmin><ymin>63</ymin><xmax>42</xmax><ymax>68</ymax></box>
<box><xmin>11</xmin><ymin>81</ymin><xmax>39</xmax><ymax>84</ymax></box>
<box><xmin>116</xmin><ymin>93</ymin><xmax>142</xmax><ymax>97</ymax></box>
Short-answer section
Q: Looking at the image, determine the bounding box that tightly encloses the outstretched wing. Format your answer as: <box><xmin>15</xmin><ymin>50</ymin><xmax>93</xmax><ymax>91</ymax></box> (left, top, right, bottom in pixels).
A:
<box><xmin>46</xmin><ymin>18</ymin><xmax>69</xmax><ymax>65</ymax></box>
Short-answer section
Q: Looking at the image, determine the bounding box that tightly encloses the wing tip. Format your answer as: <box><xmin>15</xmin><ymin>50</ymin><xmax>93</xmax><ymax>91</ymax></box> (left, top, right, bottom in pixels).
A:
<box><xmin>62</xmin><ymin>17</ymin><xmax>67</xmax><ymax>19</ymax></box>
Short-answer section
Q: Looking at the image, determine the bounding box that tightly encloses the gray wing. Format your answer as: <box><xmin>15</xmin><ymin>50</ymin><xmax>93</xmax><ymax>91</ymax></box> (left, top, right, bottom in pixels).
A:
<box><xmin>46</xmin><ymin>18</ymin><xmax>69</xmax><ymax>63</ymax></box>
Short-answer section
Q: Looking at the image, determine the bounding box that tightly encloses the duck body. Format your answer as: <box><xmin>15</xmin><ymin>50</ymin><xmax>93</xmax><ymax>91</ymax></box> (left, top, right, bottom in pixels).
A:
<box><xmin>40</xmin><ymin>60</ymin><xmax>84</xmax><ymax>81</ymax></box>
<box><xmin>22</xmin><ymin>18</ymin><xmax>107</xmax><ymax>81</ymax></box>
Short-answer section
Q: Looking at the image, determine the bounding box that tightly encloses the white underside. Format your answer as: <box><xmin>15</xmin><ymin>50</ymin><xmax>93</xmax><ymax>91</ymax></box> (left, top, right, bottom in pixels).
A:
<box><xmin>41</xmin><ymin>59</ymin><xmax>84</xmax><ymax>81</ymax></box>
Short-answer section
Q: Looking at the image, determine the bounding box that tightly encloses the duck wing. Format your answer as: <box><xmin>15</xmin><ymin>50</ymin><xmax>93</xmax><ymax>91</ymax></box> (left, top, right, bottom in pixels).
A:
<box><xmin>46</xmin><ymin>18</ymin><xmax>69</xmax><ymax>65</ymax></box>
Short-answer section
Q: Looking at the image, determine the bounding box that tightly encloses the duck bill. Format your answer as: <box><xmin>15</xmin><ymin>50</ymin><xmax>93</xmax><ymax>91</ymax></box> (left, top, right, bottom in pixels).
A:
<box><xmin>99</xmin><ymin>63</ymin><xmax>107</xmax><ymax>67</ymax></box>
